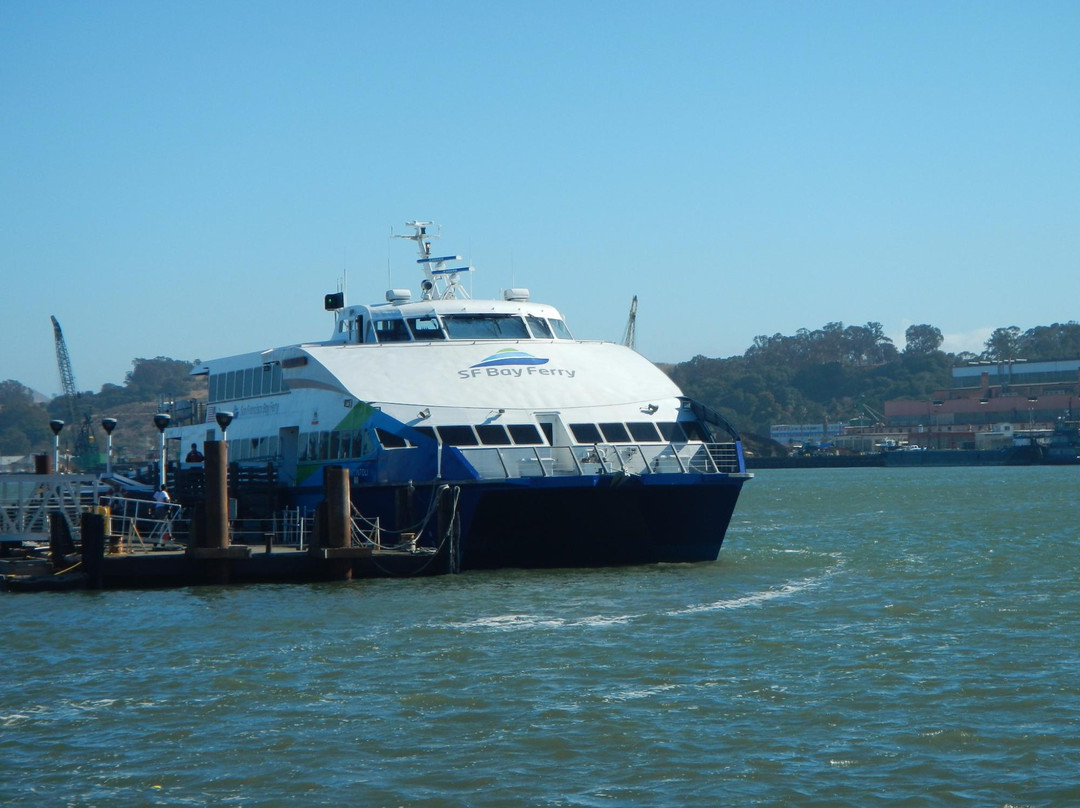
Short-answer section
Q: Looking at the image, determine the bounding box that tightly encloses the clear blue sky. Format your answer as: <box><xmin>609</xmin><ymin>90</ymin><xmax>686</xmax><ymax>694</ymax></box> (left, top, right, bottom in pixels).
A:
<box><xmin>3</xmin><ymin>1</ymin><xmax>1078</xmax><ymax>398</ymax></box>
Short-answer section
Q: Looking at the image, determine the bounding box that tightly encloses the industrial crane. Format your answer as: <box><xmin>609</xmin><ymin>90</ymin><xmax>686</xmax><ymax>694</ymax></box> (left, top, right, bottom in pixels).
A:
<box><xmin>622</xmin><ymin>295</ymin><xmax>638</xmax><ymax>350</ymax></box>
<box><xmin>50</xmin><ymin>315</ymin><xmax>96</xmax><ymax>469</ymax></box>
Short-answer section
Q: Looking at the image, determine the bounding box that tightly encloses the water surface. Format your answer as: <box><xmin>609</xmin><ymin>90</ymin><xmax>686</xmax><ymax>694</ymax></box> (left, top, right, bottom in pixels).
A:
<box><xmin>3</xmin><ymin>467</ymin><xmax>1078</xmax><ymax>807</ymax></box>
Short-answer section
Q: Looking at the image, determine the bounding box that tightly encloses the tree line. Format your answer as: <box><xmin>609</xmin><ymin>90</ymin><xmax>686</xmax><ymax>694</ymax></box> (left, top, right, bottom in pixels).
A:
<box><xmin>2</xmin><ymin>322</ymin><xmax>1079</xmax><ymax>459</ymax></box>
<box><xmin>663</xmin><ymin>321</ymin><xmax>1080</xmax><ymax>445</ymax></box>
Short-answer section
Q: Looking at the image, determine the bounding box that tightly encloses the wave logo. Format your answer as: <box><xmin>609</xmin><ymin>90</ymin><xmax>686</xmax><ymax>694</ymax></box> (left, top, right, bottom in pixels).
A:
<box><xmin>470</xmin><ymin>348</ymin><xmax>549</xmax><ymax>368</ymax></box>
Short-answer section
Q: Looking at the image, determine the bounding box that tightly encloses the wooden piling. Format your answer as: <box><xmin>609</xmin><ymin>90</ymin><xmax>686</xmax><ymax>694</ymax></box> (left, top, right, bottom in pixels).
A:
<box><xmin>326</xmin><ymin>466</ymin><xmax>350</xmax><ymax>550</ymax></box>
<box><xmin>81</xmin><ymin>512</ymin><xmax>106</xmax><ymax>589</ymax></box>
<box><xmin>204</xmin><ymin>441</ymin><xmax>229</xmax><ymax>549</ymax></box>
<box><xmin>321</xmin><ymin>466</ymin><xmax>355</xmax><ymax>580</ymax></box>
<box><xmin>437</xmin><ymin>485</ymin><xmax>461</xmax><ymax>574</ymax></box>
<box><xmin>186</xmin><ymin>440</ymin><xmax>248</xmax><ymax>584</ymax></box>
<box><xmin>395</xmin><ymin>485</ymin><xmax>414</xmax><ymax>531</ymax></box>
<box><xmin>50</xmin><ymin>512</ymin><xmax>75</xmax><ymax>569</ymax></box>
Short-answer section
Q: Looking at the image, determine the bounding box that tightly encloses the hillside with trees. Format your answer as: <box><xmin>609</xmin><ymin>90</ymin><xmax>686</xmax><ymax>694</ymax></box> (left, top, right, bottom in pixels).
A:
<box><xmin>664</xmin><ymin>321</ymin><xmax>1080</xmax><ymax>452</ymax></box>
<box><xmin>2</xmin><ymin>322</ymin><xmax>1079</xmax><ymax>465</ymax></box>
<box><xmin>0</xmin><ymin>357</ymin><xmax>203</xmax><ymax>467</ymax></box>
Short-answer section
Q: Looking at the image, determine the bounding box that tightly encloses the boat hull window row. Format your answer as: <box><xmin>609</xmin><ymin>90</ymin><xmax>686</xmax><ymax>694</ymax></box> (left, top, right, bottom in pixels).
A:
<box><xmin>209</xmin><ymin>364</ymin><xmax>289</xmax><ymax>404</ymax></box>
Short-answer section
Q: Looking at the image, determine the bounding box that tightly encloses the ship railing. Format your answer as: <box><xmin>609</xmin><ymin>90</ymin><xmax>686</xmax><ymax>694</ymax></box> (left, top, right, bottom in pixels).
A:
<box><xmin>457</xmin><ymin>441</ymin><xmax>742</xmax><ymax>480</ymax></box>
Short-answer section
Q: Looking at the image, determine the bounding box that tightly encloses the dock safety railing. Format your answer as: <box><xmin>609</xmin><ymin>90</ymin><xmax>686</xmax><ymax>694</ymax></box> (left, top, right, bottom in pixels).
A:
<box><xmin>99</xmin><ymin>496</ymin><xmax>182</xmax><ymax>549</ymax></box>
<box><xmin>456</xmin><ymin>441</ymin><xmax>742</xmax><ymax>480</ymax></box>
<box><xmin>1</xmin><ymin>474</ymin><xmax>101</xmax><ymax>543</ymax></box>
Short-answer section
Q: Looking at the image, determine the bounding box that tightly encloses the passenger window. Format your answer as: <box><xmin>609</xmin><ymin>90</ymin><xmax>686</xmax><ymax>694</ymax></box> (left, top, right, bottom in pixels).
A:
<box><xmin>436</xmin><ymin>425</ymin><xmax>479</xmax><ymax>446</ymax></box>
<box><xmin>570</xmin><ymin>423</ymin><xmax>603</xmax><ymax>443</ymax></box>
<box><xmin>476</xmin><ymin>424</ymin><xmax>512</xmax><ymax>445</ymax></box>
<box><xmin>682</xmin><ymin>421</ymin><xmax>709</xmax><ymax>442</ymax></box>
<box><xmin>628</xmin><ymin>422</ymin><xmax>662</xmax><ymax>442</ymax></box>
<box><xmin>658</xmin><ymin>422</ymin><xmax>688</xmax><ymax>442</ymax></box>
<box><xmin>508</xmin><ymin>424</ymin><xmax>544</xmax><ymax>445</ymax></box>
<box><xmin>375</xmin><ymin>428</ymin><xmax>408</xmax><ymax>449</ymax></box>
<box><xmin>599</xmin><ymin>423</ymin><xmax>631</xmax><ymax>443</ymax></box>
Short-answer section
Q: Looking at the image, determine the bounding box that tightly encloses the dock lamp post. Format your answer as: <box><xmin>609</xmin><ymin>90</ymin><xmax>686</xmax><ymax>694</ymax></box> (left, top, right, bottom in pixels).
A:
<box><xmin>215</xmin><ymin>410</ymin><xmax>235</xmax><ymax>442</ymax></box>
<box><xmin>101</xmin><ymin>418</ymin><xmax>117</xmax><ymax>476</ymax></box>
<box><xmin>49</xmin><ymin>419</ymin><xmax>64</xmax><ymax>473</ymax></box>
<box><xmin>153</xmin><ymin>413</ymin><xmax>171</xmax><ymax>491</ymax></box>
<box><xmin>1028</xmin><ymin>396</ymin><xmax>1038</xmax><ymax>428</ymax></box>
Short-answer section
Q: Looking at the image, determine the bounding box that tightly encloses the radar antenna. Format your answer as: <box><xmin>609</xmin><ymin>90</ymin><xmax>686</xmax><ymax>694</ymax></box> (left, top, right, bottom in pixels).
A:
<box><xmin>395</xmin><ymin>221</ymin><xmax>473</xmax><ymax>300</ymax></box>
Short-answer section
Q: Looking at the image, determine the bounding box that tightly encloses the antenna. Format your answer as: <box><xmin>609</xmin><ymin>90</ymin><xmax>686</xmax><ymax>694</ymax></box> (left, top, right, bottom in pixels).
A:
<box><xmin>342</xmin><ymin>247</ymin><xmax>347</xmax><ymax>302</ymax></box>
<box><xmin>387</xmin><ymin>225</ymin><xmax>393</xmax><ymax>288</ymax></box>
<box><xmin>396</xmin><ymin>221</ymin><xmax>472</xmax><ymax>300</ymax></box>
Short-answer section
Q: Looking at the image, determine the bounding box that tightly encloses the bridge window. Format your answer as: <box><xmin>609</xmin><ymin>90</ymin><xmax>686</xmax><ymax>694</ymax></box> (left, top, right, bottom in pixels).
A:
<box><xmin>374</xmin><ymin>318</ymin><xmax>411</xmax><ymax>342</ymax></box>
<box><xmin>526</xmin><ymin>315</ymin><xmax>553</xmax><ymax>338</ymax></box>
<box><xmin>549</xmin><ymin>319</ymin><xmax>573</xmax><ymax>339</ymax></box>
<box><xmin>443</xmin><ymin>314</ymin><xmax>530</xmax><ymax>340</ymax></box>
<box><xmin>408</xmin><ymin>316</ymin><xmax>445</xmax><ymax>340</ymax></box>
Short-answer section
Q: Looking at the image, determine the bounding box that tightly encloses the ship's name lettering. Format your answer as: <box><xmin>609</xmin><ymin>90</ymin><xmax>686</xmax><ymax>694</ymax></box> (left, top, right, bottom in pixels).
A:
<box><xmin>236</xmin><ymin>402</ymin><xmax>280</xmax><ymax>416</ymax></box>
<box><xmin>457</xmin><ymin>367</ymin><xmax>577</xmax><ymax>379</ymax></box>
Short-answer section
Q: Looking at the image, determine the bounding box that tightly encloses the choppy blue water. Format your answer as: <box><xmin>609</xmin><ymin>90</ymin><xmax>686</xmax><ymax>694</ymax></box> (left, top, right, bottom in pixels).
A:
<box><xmin>3</xmin><ymin>467</ymin><xmax>1079</xmax><ymax>807</ymax></box>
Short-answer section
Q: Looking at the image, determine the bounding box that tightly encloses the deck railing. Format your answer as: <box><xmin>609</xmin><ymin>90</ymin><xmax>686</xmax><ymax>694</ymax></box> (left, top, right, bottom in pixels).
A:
<box><xmin>457</xmin><ymin>441</ymin><xmax>742</xmax><ymax>480</ymax></box>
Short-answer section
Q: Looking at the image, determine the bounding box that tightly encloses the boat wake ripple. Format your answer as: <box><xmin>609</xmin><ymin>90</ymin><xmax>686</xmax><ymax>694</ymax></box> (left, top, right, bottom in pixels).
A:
<box><xmin>666</xmin><ymin>565</ymin><xmax>843</xmax><ymax>616</ymax></box>
<box><xmin>451</xmin><ymin>561</ymin><xmax>845</xmax><ymax>632</ymax></box>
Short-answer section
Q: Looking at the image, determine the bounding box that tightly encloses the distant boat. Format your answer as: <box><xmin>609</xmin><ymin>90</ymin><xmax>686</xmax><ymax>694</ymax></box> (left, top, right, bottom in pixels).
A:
<box><xmin>1043</xmin><ymin>420</ymin><xmax>1080</xmax><ymax>465</ymax></box>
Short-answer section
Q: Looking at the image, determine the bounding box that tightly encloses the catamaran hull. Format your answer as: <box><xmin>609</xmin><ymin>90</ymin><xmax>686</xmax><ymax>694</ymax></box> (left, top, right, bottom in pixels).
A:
<box><xmin>458</xmin><ymin>475</ymin><xmax>746</xmax><ymax>569</ymax></box>
<box><xmin>288</xmin><ymin>473</ymin><xmax>747</xmax><ymax>571</ymax></box>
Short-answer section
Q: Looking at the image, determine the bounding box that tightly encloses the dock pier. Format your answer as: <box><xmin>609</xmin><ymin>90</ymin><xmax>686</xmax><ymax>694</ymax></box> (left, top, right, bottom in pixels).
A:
<box><xmin>1</xmin><ymin>445</ymin><xmax>458</xmax><ymax>591</ymax></box>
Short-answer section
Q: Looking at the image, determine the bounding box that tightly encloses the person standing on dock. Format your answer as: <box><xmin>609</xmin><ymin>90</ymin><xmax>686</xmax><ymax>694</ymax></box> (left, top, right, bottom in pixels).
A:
<box><xmin>153</xmin><ymin>486</ymin><xmax>171</xmax><ymax>517</ymax></box>
<box><xmin>185</xmin><ymin>443</ymin><xmax>204</xmax><ymax>464</ymax></box>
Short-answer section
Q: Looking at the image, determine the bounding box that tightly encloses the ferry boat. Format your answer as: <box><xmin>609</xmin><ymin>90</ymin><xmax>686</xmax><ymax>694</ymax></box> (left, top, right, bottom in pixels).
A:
<box><xmin>168</xmin><ymin>222</ymin><xmax>751</xmax><ymax>569</ymax></box>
